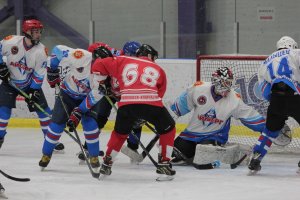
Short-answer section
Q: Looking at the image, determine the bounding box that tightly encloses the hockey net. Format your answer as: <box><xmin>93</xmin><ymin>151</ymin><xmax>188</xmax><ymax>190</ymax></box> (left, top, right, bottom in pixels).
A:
<box><xmin>197</xmin><ymin>55</ymin><xmax>300</xmax><ymax>154</ymax></box>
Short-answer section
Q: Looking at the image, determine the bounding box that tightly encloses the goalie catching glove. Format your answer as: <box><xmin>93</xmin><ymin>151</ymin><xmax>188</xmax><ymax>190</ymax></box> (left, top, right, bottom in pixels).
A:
<box><xmin>67</xmin><ymin>107</ymin><xmax>82</xmax><ymax>132</ymax></box>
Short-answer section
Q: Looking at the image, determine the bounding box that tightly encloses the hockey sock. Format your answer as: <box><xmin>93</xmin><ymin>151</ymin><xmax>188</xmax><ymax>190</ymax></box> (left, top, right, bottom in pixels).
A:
<box><xmin>82</xmin><ymin>116</ymin><xmax>100</xmax><ymax>157</ymax></box>
<box><xmin>43</xmin><ymin>123</ymin><xmax>64</xmax><ymax>155</ymax></box>
<box><xmin>159</xmin><ymin>128</ymin><xmax>176</xmax><ymax>161</ymax></box>
<box><xmin>36</xmin><ymin>107</ymin><xmax>51</xmax><ymax>135</ymax></box>
<box><xmin>0</xmin><ymin>106</ymin><xmax>11</xmax><ymax>138</ymax></box>
<box><xmin>106</xmin><ymin>130</ymin><xmax>128</xmax><ymax>156</ymax></box>
<box><xmin>253</xmin><ymin>127</ymin><xmax>280</xmax><ymax>159</ymax></box>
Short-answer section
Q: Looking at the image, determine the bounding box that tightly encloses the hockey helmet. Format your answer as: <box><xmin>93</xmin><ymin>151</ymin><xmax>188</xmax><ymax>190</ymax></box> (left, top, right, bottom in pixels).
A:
<box><xmin>276</xmin><ymin>36</ymin><xmax>298</xmax><ymax>50</ymax></box>
<box><xmin>22</xmin><ymin>18</ymin><xmax>44</xmax><ymax>45</ymax></box>
<box><xmin>123</xmin><ymin>41</ymin><xmax>141</xmax><ymax>56</ymax></box>
<box><xmin>136</xmin><ymin>44</ymin><xmax>158</xmax><ymax>61</ymax></box>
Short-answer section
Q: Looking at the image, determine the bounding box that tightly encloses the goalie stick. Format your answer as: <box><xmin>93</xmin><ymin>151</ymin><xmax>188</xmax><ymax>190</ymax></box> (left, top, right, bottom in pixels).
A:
<box><xmin>173</xmin><ymin>147</ymin><xmax>220</xmax><ymax>170</ymax></box>
<box><xmin>230</xmin><ymin>154</ymin><xmax>248</xmax><ymax>169</ymax></box>
<box><xmin>0</xmin><ymin>170</ymin><xmax>30</xmax><ymax>182</ymax></box>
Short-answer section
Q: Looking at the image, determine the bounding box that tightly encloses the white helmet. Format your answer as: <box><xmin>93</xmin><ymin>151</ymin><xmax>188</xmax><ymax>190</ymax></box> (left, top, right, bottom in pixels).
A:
<box><xmin>276</xmin><ymin>36</ymin><xmax>298</xmax><ymax>50</ymax></box>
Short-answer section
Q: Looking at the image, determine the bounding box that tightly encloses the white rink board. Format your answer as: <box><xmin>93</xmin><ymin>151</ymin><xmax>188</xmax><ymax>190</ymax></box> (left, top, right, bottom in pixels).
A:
<box><xmin>9</xmin><ymin>59</ymin><xmax>196</xmax><ymax>123</ymax></box>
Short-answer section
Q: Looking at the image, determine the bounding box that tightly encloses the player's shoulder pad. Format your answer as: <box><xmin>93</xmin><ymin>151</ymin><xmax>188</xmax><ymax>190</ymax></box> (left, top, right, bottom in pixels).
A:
<box><xmin>72</xmin><ymin>49</ymin><xmax>85</xmax><ymax>59</ymax></box>
<box><xmin>3</xmin><ymin>35</ymin><xmax>14</xmax><ymax>41</ymax></box>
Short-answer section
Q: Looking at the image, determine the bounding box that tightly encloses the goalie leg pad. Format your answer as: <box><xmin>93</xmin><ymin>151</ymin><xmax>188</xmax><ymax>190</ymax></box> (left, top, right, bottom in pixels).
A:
<box><xmin>193</xmin><ymin>143</ymin><xmax>251</xmax><ymax>165</ymax></box>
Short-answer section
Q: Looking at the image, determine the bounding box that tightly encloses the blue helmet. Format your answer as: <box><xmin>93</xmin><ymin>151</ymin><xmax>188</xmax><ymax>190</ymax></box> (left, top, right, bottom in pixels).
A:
<box><xmin>123</xmin><ymin>41</ymin><xmax>141</xmax><ymax>56</ymax></box>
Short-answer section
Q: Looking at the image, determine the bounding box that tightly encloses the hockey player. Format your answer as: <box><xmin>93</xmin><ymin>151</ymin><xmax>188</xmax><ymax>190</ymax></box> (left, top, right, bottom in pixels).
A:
<box><xmin>248</xmin><ymin>36</ymin><xmax>300</xmax><ymax>174</ymax></box>
<box><xmin>92</xmin><ymin>44</ymin><xmax>176</xmax><ymax>180</ymax></box>
<box><xmin>169</xmin><ymin>67</ymin><xmax>267</xmax><ymax>165</ymax></box>
<box><xmin>0</xmin><ymin>16</ymin><xmax>64</xmax><ymax>151</ymax></box>
<box><xmin>38</xmin><ymin>44</ymin><xmax>113</xmax><ymax>171</ymax></box>
<box><xmin>120</xmin><ymin>41</ymin><xmax>144</xmax><ymax>160</ymax></box>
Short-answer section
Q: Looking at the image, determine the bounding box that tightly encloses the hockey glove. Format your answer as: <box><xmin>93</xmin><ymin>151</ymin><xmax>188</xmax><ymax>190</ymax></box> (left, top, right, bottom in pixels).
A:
<box><xmin>0</xmin><ymin>62</ymin><xmax>10</xmax><ymax>83</ymax></box>
<box><xmin>47</xmin><ymin>67</ymin><xmax>61</xmax><ymax>88</ymax></box>
<box><xmin>67</xmin><ymin>107</ymin><xmax>82</xmax><ymax>132</ymax></box>
<box><xmin>25</xmin><ymin>89</ymin><xmax>41</xmax><ymax>111</ymax></box>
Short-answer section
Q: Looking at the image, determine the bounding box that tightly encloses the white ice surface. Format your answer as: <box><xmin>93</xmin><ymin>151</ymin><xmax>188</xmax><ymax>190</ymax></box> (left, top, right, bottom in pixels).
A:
<box><xmin>0</xmin><ymin>128</ymin><xmax>300</xmax><ymax>200</ymax></box>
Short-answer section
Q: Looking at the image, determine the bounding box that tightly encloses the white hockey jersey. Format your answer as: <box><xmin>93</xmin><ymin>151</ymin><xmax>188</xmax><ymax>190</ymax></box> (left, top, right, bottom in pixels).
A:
<box><xmin>170</xmin><ymin>81</ymin><xmax>265</xmax><ymax>143</ymax></box>
<box><xmin>49</xmin><ymin>45</ymin><xmax>104</xmax><ymax>112</ymax></box>
<box><xmin>258</xmin><ymin>48</ymin><xmax>300</xmax><ymax>100</ymax></box>
<box><xmin>0</xmin><ymin>35</ymin><xmax>47</xmax><ymax>89</ymax></box>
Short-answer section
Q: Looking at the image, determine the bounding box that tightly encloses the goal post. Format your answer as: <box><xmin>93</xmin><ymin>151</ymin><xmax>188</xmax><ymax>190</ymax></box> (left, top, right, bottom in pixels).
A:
<box><xmin>196</xmin><ymin>54</ymin><xmax>300</xmax><ymax>153</ymax></box>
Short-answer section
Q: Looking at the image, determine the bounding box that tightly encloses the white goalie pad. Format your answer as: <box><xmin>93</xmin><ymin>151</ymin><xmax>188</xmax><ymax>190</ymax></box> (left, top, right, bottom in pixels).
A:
<box><xmin>193</xmin><ymin>143</ymin><xmax>252</xmax><ymax>165</ymax></box>
<box><xmin>272</xmin><ymin>124</ymin><xmax>292</xmax><ymax>146</ymax></box>
<box><xmin>121</xmin><ymin>145</ymin><xmax>143</xmax><ymax>163</ymax></box>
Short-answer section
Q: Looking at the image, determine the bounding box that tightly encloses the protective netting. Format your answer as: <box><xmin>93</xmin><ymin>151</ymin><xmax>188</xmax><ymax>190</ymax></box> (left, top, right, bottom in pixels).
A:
<box><xmin>197</xmin><ymin>55</ymin><xmax>300</xmax><ymax>154</ymax></box>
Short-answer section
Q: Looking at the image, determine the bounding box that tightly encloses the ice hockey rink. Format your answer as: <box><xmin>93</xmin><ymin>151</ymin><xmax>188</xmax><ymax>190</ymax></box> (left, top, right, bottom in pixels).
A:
<box><xmin>0</xmin><ymin>128</ymin><xmax>299</xmax><ymax>200</ymax></box>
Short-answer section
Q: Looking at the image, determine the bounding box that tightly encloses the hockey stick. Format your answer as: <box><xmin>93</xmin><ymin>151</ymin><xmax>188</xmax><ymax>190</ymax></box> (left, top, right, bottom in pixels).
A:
<box><xmin>230</xmin><ymin>154</ymin><xmax>248</xmax><ymax>169</ymax></box>
<box><xmin>8</xmin><ymin>81</ymin><xmax>82</xmax><ymax>146</ymax></box>
<box><xmin>56</xmin><ymin>86</ymin><xmax>100</xmax><ymax>178</ymax></box>
<box><xmin>0</xmin><ymin>170</ymin><xmax>30</xmax><ymax>182</ymax></box>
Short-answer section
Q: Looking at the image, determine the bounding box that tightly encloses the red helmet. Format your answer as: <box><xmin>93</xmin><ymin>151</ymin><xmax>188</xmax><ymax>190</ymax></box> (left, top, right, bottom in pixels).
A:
<box><xmin>88</xmin><ymin>42</ymin><xmax>109</xmax><ymax>53</ymax></box>
<box><xmin>22</xmin><ymin>19</ymin><xmax>43</xmax><ymax>33</ymax></box>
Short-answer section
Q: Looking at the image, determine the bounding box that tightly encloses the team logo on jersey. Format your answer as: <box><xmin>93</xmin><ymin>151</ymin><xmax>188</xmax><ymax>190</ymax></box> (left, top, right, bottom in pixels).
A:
<box><xmin>71</xmin><ymin>76</ymin><xmax>91</xmax><ymax>93</ymax></box>
<box><xmin>4</xmin><ymin>35</ymin><xmax>13</xmax><ymax>40</ymax></box>
<box><xmin>10</xmin><ymin>57</ymin><xmax>31</xmax><ymax>75</ymax></box>
<box><xmin>197</xmin><ymin>95</ymin><xmax>207</xmax><ymax>105</ymax></box>
<box><xmin>198</xmin><ymin>108</ymin><xmax>223</xmax><ymax>127</ymax></box>
<box><xmin>11</xmin><ymin>46</ymin><xmax>19</xmax><ymax>55</ymax></box>
<box><xmin>73</xmin><ymin>50</ymin><xmax>84</xmax><ymax>59</ymax></box>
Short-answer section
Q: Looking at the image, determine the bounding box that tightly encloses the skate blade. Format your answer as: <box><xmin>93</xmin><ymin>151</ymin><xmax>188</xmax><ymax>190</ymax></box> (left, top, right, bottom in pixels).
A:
<box><xmin>247</xmin><ymin>170</ymin><xmax>259</xmax><ymax>176</ymax></box>
<box><xmin>156</xmin><ymin>174</ymin><xmax>175</xmax><ymax>181</ymax></box>
<box><xmin>53</xmin><ymin>149</ymin><xmax>65</xmax><ymax>154</ymax></box>
<box><xmin>0</xmin><ymin>192</ymin><xmax>8</xmax><ymax>199</ymax></box>
<box><xmin>40</xmin><ymin>167</ymin><xmax>46</xmax><ymax>172</ymax></box>
<box><xmin>78</xmin><ymin>160</ymin><xmax>86</xmax><ymax>165</ymax></box>
<box><xmin>296</xmin><ymin>168</ymin><xmax>300</xmax><ymax>174</ymax></box>
<box><xmin>98</xmin><ymin>173</ymin><xmax>109</xmax><ymax>180</ymax></box>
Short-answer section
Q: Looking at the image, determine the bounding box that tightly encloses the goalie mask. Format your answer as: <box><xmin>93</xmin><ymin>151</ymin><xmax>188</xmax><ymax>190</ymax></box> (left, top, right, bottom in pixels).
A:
<box><xmin>276</xmin><ymin>36</ymin><xmax>298</xmax><ymax>50</ymax></box>
<box><xmin>211</xmin><ymin>67</ymin><xmax>234</xmax><ymax>97</ymax></box>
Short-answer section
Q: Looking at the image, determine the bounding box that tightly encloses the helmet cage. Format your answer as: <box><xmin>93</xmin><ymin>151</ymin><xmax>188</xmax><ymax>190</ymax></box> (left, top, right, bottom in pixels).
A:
<box><xmin>211</xmin><ymin>67</ymin><xmax>234</xmax><ymax>96</ymax></box>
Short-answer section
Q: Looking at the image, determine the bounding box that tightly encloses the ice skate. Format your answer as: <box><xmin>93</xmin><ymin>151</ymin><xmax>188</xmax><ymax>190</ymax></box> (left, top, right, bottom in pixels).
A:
<box><xmin>0</xmin><ymin>183</ymin><xmax>7</xmax><ymax>199</ymax></box>
<box><xmin>54</xmin><ymin>142</ymin><xmax>65</xmax><ymax>154</ymax></box>
<box><xmin>39</xmin><ymin>155</ymin><xmax>51</xmax><ymax>171</ymax></box>
<box><xmin>0</xmin><ymin>138</ymin><xmax>4</xmax><ymax>149</ymax></box>
<box><xmin>297</xmin><ymin>160</ymin><xmax>300</xmax><ymax>174</ymax></box>
<box><xmin>90</xmin><ymin>156</ymin><xmax>100</xmax><ymax>173</ymax></box>
<box><xmin>99</xmin><ymin>155</ymin><xmax>113</xmax><ymax>178</ymax></box>
<box><xmin>247</xmin><ymin>153</ymin><xmax>262</xmax><ymax>176</ymax></box>
<box><xmin>156</xmin><ymin>154</ymin><xmax>176</xmax><ymax>181</ymax></box>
